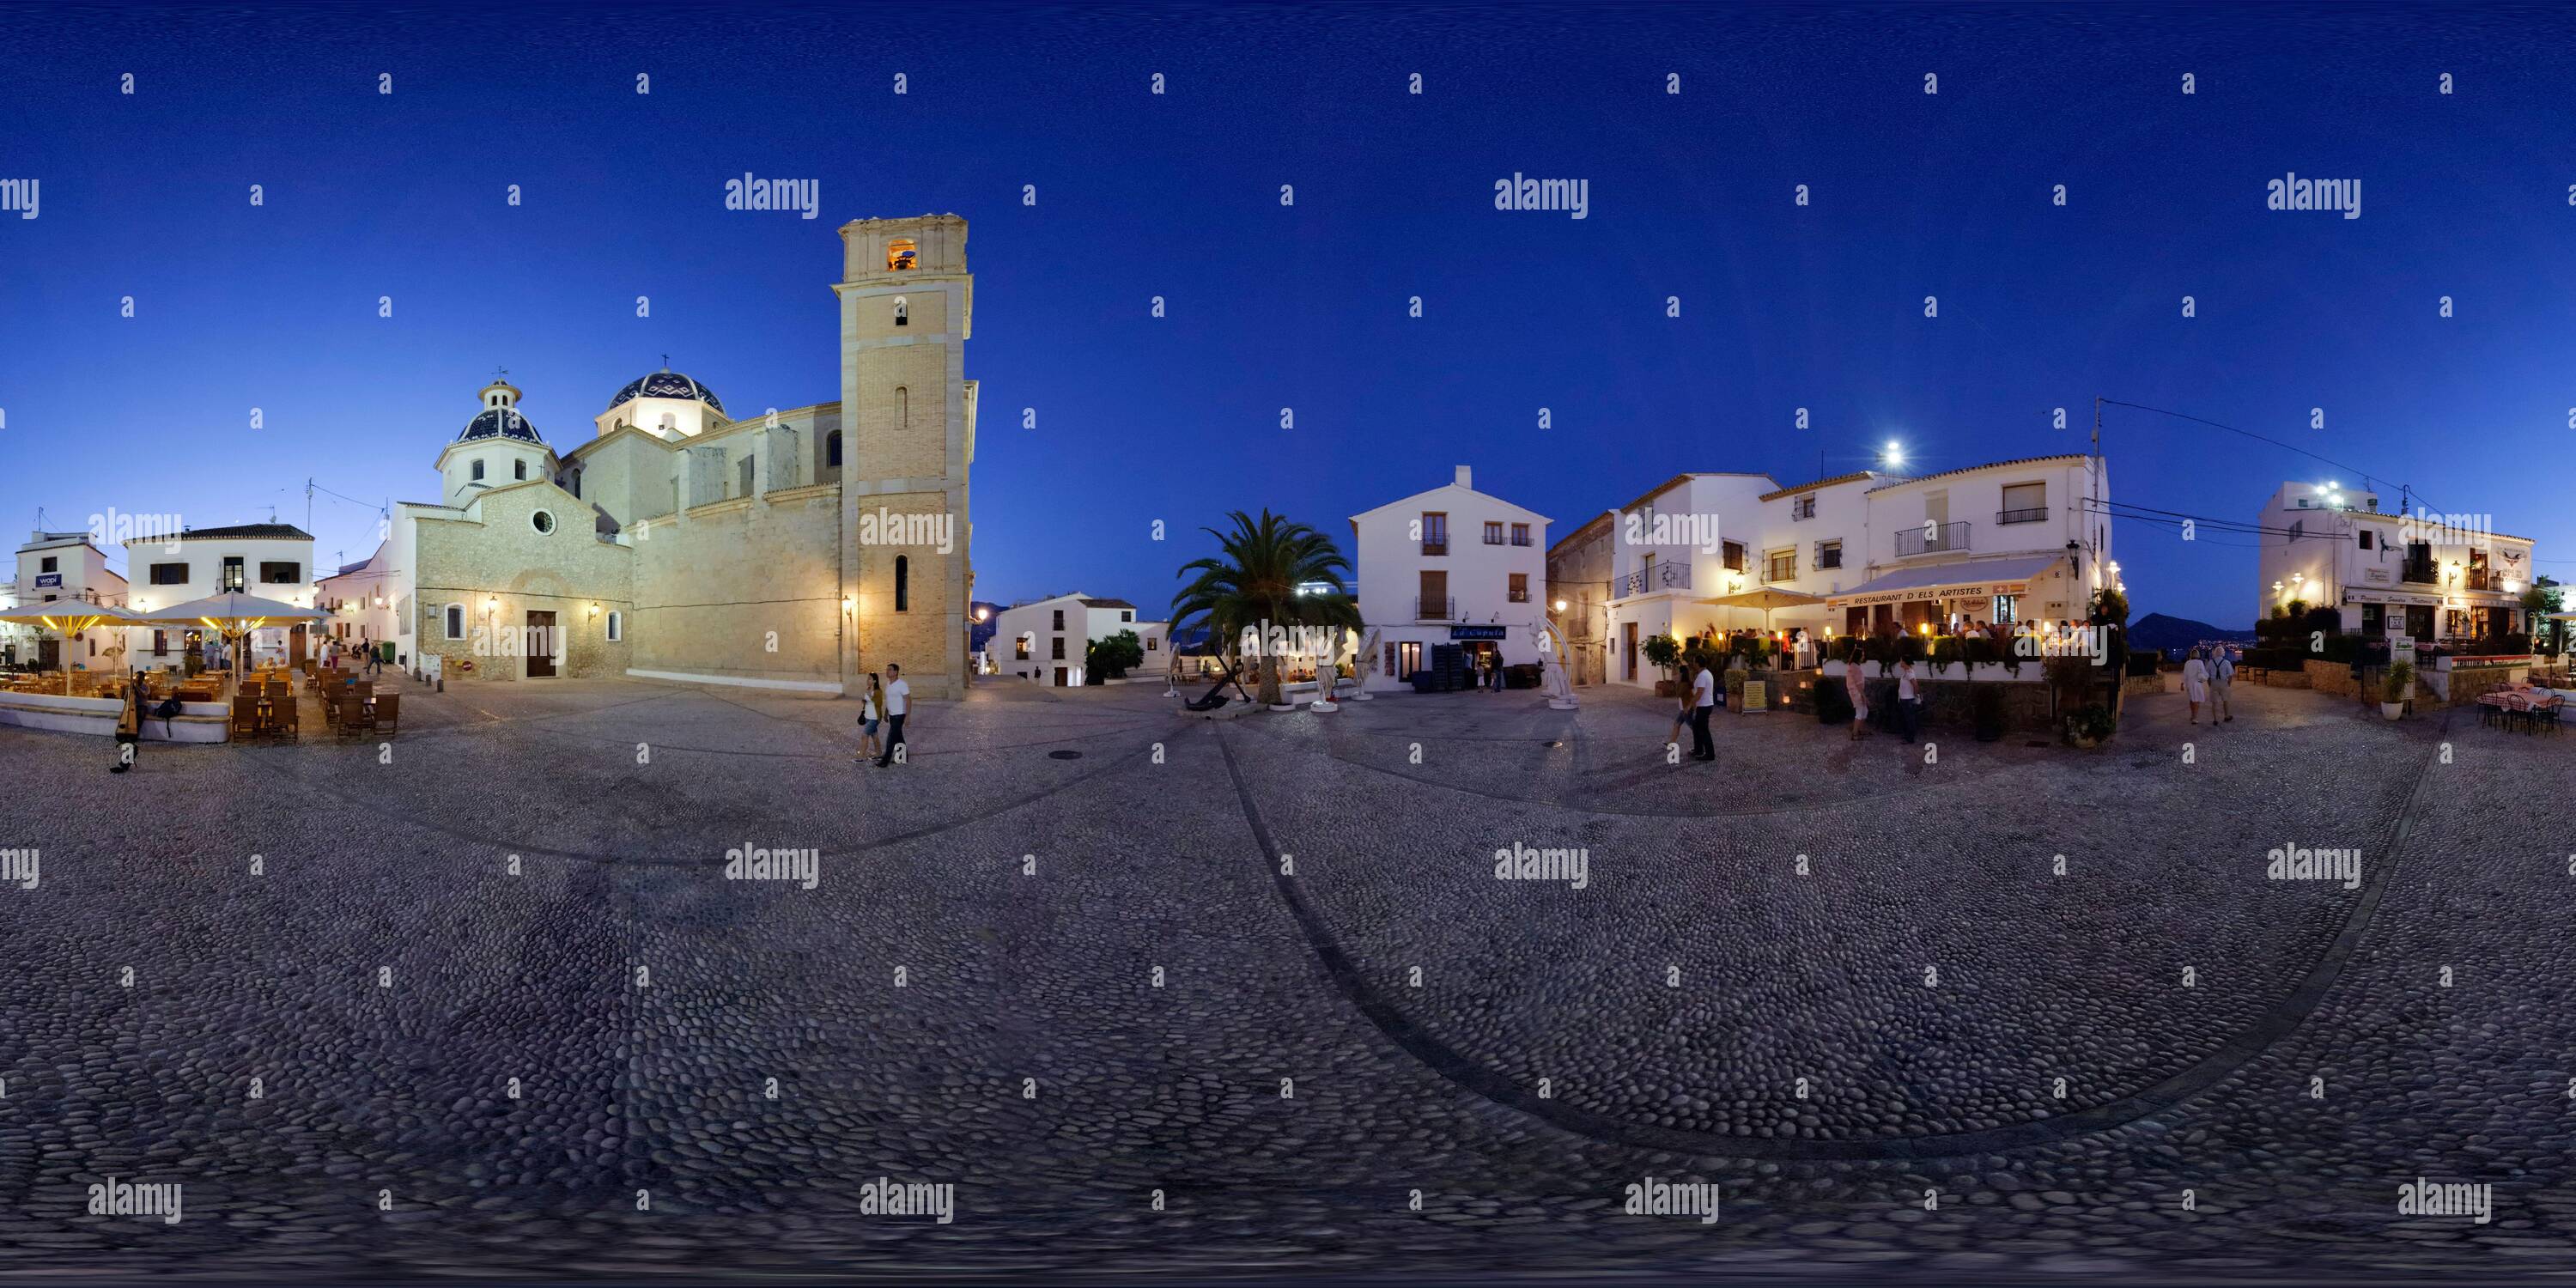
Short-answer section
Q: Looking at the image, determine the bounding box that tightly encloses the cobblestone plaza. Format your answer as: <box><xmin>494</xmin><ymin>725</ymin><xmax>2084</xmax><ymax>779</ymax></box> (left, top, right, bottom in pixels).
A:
<box><xmin>3</xmin><ymin>675</ymin><xmax>2567</xmax><ymax>1280</ymax></box>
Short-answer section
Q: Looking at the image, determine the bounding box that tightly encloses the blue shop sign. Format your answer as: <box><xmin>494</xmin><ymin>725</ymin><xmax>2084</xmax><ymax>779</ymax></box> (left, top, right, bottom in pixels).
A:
<box><xmin>1449</xmin><ymin>625</ymin><xmax>1508</xmax><ymax>641</ymax></box>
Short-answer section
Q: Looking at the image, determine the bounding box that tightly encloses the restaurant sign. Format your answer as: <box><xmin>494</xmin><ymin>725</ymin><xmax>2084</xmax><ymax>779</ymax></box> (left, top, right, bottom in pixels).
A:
<box><xmin>1837</xmin><ymin>578</ymin><xmax>2032</xmax><ymax>609</ymax></box>
<box><xmin>1449</xmin><ymin>625</ymin><xmax>1509</xmax><ymax>641</ymax></box>
<box><xmin>2348</xmin><ymin>588</ymin><xmax>2441</xmax><ymax>608</ymax></box>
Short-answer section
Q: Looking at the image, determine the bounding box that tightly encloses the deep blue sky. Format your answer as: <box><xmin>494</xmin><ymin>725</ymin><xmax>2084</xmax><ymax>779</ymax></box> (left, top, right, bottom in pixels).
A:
<box><xmin>7</xmin><ymin>3</ymin><xmax>2576</xmax><ymax>628</ymax></box>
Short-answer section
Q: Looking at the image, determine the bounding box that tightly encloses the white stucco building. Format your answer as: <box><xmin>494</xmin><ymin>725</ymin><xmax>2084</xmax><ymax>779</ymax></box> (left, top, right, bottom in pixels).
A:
<box><xmin>121</xmin><ymin>523</ymin><xmax>319</xmax><ymax>668</ymax></box>
<box><xmin>11</xmin><ymin>530</ymin><xmax>129</xmax><ymax>670</ymax></box>
<box><xmin>1351</xmin><ymin>466</ymin><xmax>1552</xmax><ymax>691</ymax></box>
<box><xmin>2254</xmin><ymin>480</ymin><xmax>2537</xmax><ymax>641</ymax></box>
<box><xmin>316</xmin><ymin>540</ymin><xmax>401</xmax><ymax>658</ymax></box>
<box><xmin>992</xmin><ymin>592</ymin><xmax>1161</xmax><ymax>685</ymax></box>
<box><xmin>1565</xmin><ymin>453</ymin><xmax>2115</xmax><ymax>689</ymax></box>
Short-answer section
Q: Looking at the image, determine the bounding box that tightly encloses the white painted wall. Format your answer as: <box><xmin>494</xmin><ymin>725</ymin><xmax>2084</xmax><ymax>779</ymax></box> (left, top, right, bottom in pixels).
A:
<box><xmin>121</xmin><ymin>534</ymin><xmax>316</xmax><ymax>667</ymax></box>
<box><xmin>1351</xmin><ymin>466</ymin><xmax>1552</xmax><ymax>690</ymax></box>
<box><xmin>2256</xmin><ymin>480</ymin><xmax>2535</xmax><ymax>635</ymax></box>
<box><xmin>993</xmin><ymin>593</ymin><xmax>1156</xmax><ymax>685</ymax></box>
<box><xmin>10</xmin><ymin>533</ymin><xmax>127</xmax><ymax>668</ymax></box>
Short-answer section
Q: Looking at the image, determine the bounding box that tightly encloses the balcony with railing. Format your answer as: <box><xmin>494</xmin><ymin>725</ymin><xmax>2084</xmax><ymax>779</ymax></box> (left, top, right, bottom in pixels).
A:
<box><xmin>1894</xmin><ymin>521</ymin><xmax>1971</xmax><ymax>558</ymax></box>
<box><xmin>2400</xmin><ymin>561</ymin><xmax>2439</xmax><ymax>585</ymax></box>
<box><xmin>2465</xmin><ymin>567</ymin><xmax>2499</xmax><ymax>591</ymax></box>
<box><xmin>1996</xmin><ymin>507</ymin><xmax>2048</xmax><ymax>526</ymax></box>
<box><xmin>1612</xmin><ymin>563</ymin><xmax>1693</xmax><ymax>598</ymax></box>
<box><xmin>1414</xmin><ymin>595</ymin><xmax>1455</xmax><ymax>622</ymax></box>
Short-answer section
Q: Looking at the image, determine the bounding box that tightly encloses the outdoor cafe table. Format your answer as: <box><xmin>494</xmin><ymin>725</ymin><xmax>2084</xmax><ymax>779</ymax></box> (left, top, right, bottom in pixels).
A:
<box><xmin>2478</xmin><ymin>684</ymin><xmax>2555</xmax><ymax>715</ymax></box>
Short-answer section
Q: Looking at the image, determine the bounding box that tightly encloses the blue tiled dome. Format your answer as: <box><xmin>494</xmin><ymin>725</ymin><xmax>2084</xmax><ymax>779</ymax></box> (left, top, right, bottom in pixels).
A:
<box><xmin>458</xmin><ymin>406</ymin><xmax>544</xmax><ymax>444</ymax></box>
<box><xmin>609</xmin><ymin>369</ymin><xmax>724</xmax><ymax>416</ymax></box>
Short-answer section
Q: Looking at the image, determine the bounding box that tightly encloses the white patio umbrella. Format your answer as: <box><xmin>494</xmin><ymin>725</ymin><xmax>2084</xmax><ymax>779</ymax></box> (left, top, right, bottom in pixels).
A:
<box><xmin>133</xmin><ymin>591</ymin><xmax>330</xmax><ymax>693</ymax></box>
<box><xmin>0</xmin><ymin>602</ymin><xmax>152</xmax><ymax>691</ymax></box>
<box><xmin>1704</xmin><ymin>586</ymin><xmax>1827</xmax><ymax>635</ymax></box>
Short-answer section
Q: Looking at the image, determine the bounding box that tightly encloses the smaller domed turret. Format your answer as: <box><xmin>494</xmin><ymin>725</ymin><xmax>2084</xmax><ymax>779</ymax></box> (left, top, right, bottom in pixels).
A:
<box><xmin>458</xmin><ymin>378</ymin><xmax>544</xmax><ymax>445</ymax></box>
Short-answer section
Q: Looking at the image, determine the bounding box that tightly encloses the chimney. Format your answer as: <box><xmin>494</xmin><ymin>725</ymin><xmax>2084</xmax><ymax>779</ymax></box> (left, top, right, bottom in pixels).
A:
<box><xmin>1454</xmin><ymin>465</ymin><xmax>1473</xmax><ymax>489</ymax></box>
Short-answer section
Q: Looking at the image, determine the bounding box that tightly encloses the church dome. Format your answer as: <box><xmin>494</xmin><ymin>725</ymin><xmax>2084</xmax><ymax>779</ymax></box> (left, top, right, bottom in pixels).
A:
<box><xmin>457</xmin><ymin>405</ymin><xmax>544</xmax><ymax>444</ymax></box>
<box><xmin>609</xmin><ymin>368</ymin><xmax>725</xmax><ymax>416</ymax></box>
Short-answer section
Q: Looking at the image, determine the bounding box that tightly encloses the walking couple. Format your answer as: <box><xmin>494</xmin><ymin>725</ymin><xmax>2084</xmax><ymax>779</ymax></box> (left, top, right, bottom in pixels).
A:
<box><xmin>855</xmin><ymin>663</ymin><xmax>910</xmax><ymax>767</ymax></box>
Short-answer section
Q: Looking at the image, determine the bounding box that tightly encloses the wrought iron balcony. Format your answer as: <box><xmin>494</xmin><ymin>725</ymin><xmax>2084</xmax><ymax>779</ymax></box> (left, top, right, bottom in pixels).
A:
<box><xmin>1612</xmin><ymin>563</ymin><xmax>1693</xmax><ymax>598</ymax></box>
<box><xmin>1894</xmin><ymin>521</ymin><xmax>1971</xmax><ymax>558</ymax></box>
<box><xmin>1996</xmin><ymin>507</ymin><xmax>2047</xmax><ymax>526</ymax></box>
<box><xmin>1415</xmin><ymin>595</ymin><xmax>1455</xmax><ymax>621</ymax></box>
<box><xmin>2400</xmin><ymin>561</ymin><xmax>2439</xmax><ymax>585</ymax></box>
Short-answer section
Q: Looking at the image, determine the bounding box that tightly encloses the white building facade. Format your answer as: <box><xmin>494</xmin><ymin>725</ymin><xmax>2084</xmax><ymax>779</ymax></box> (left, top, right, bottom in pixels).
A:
<box><xmin>993</xmin><ymin>592</ymin><xmax>1159</xmax><ymax>685</ymax></box>
<box><xmin>1834</xmin><ymin>454</ymin><xmax>2112</xmax><ymax>636</ymax></box>
<box><xmin>10</xmin><ymin>531</ymin><xmax>128</xmax><ymax>670</ymax></box>
<box><xmin>121</xmin><ymin>524</ymin><xmax>319</xmax><ymax>668</ymax></box>
<box><xmin>2254</xmin><ymin>481</ymin><xmax>2537</xmax><ymax>641</ymax></box>
<box><xmin>316</xmin><ymin>540</ymin><xmax>401</xmax><ymax>658</ymax></box>
<box><xmin>1582</xmin><ymin>454</ymin><xmax>2114</xmax><ymax>688</ymax></box>
<box><xmin>1352</xmin><ymin>466</ymin><xmax>1552</xmax><ymax>691</ymax></box>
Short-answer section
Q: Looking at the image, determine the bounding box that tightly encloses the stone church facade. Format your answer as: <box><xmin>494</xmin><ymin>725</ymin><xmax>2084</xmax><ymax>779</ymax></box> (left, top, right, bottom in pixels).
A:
<box><xmin>387</xmin><ymin>214</ymin><xmax>975</xmax><ymax>700</ymax></box>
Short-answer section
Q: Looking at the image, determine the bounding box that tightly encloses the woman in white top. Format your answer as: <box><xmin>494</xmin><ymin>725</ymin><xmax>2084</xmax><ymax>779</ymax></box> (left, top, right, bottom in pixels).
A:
<box><xmin>2180</xmin><ymin>647</ymin><xmax>2210</xmax><ymax>724</ymax></box>
<box><xmin>855</xmin><ymin>671</ymin><xmax>884</xmax><ymax>762</ymax></box>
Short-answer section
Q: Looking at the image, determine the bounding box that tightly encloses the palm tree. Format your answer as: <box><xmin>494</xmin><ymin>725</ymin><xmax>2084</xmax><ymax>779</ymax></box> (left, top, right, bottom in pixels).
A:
<box><xmin>1171</xmin><ymin>509</ymin><xmax>1360</xmax><ymax>706</ymax></box>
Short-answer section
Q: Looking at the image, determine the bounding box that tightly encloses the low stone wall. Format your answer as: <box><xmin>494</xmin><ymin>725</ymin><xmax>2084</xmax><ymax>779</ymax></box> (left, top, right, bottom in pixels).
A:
<box><xmin>2438</xmin><ymin>660</ymin><xmax>2526</xmax><ymax>708</ymax></box>
<box><xmin>1816</xmin><ymin>676</ymin><xmax>2057</xmax><ymax>733</ymax></box>
<box><xmin>2307</xmin><ymin>660</ymin><xmax>2358</xmax><ymax>699</ymax></box>
<box><xmin>2259</xmin><ymin>669</ymin><xmax>2312</xmax><ymax>689</ymax></box>
<box><xmin>2121</xmin><ymin>671</ymin><xmax>2165</xmax><ymax>700</ymax></box>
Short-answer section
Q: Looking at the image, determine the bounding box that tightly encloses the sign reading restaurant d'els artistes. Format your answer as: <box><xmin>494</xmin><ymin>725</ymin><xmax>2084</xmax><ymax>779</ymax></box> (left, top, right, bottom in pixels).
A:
<box><xmin>1838</xmin><ymin>577</ymin><xmax>2032</xmax><ymax>610</ymax></box>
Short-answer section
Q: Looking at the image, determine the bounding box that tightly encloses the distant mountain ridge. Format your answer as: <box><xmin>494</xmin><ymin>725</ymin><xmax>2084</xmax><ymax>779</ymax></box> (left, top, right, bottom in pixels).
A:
<box><xmin>2129</xmin><ymin>611</ymin><xmax>2257</xmax><ymax>657</ymax></box>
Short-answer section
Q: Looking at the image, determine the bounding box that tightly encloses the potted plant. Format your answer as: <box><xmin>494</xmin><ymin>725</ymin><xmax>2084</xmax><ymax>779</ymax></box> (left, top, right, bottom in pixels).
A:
<box><xmin>1643</xmin><ymin>634</ymin><xmax>1683</xmax><ymax>697</ymax></box>
<box><xmin>2380</xmin><ymin>659</ymin><xmax>2413</xmax><ymax>720</ymax></box>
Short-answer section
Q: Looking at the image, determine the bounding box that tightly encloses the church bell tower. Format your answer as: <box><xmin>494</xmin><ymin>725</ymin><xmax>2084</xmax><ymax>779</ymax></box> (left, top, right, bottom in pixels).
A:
<box><xmin>835</xmin><ymin>215</ymin><xmax>975</xmax><ymax>699</ymax></box>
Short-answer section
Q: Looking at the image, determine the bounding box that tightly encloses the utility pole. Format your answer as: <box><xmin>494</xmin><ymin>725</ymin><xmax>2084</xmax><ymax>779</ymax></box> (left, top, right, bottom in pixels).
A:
<box><xmin>2089</xmin><ymin>397</ymin><xmax>2105</xmax><ymax>591</ymax></box>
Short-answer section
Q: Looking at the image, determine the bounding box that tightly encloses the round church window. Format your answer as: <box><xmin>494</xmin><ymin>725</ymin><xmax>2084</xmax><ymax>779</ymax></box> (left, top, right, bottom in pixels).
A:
<box><xmin>531</xmin><ymin>510</ymin><xmax>556</xmax><ymax>535</ymax></box>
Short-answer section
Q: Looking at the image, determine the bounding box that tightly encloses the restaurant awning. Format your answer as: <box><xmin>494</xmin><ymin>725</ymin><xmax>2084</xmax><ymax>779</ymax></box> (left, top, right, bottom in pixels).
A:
<box><xmin>1826</xmin><ymin>555</ymin><xmax>2063</xmax><ymax>608</ymax></box>
<box><xmin>1701</xmin><ymin>586</ymin><xmax>1826</xmax><ymax>632</ymax></box>
<box><xmin>1700</xmin><ymin>586</ymin><xmax>1826</xmax><ymax>611</ymax></box>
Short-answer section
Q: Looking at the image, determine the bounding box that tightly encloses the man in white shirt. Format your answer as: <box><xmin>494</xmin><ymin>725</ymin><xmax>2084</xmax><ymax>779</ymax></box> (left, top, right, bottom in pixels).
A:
<box><xmin>2209</xmin><ymin>646</ymin><xmax>2235</xmax><ymax>723</ymax></box>
<box><xmin>874</xmin><ymin>663</ymin><xmax>910</xmax><ymax>767</ymax></box>
<box><xmin>1688</xmin><ymin>654</ymin><xmax>1716</xmax><ymax>762</ymax></box>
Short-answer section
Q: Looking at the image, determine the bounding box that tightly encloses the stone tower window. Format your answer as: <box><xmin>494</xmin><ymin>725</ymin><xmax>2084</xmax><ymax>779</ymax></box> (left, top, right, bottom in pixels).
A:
<box><xmin>895</xmin><ymin>556</ymin><xmax>910</xmax><ymax>612</ymax></box>
<box><xmin>825</xmin><ymin>430</ymin><xmax>842</xmax><ymax>467</ymax></box>
<box><xmin>471</xmin><ymin>460</ymin><xmax>484</xmax><ymax>481</ymax></box>
<box><xmin>514</xmin><ymin>459</ymin><xmax>527</xmax><ymax>481</ymax></box>
<box><xmin>886</xmin><ymin>239</ymin><xmax>917</xmax><ymax>271</ymax></box>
